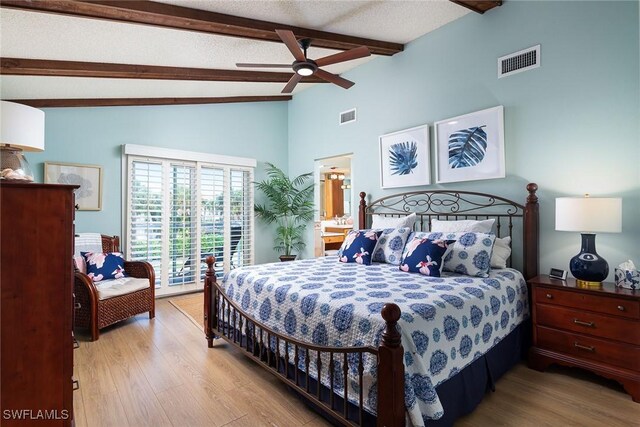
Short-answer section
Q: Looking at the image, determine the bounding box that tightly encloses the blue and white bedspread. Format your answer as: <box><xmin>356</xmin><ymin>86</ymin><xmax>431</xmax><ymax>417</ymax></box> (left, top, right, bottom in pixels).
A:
<box><xmin>220</xmin><ymin>257</ymin><xmax>529</xmax><ymax>426</ymax></box>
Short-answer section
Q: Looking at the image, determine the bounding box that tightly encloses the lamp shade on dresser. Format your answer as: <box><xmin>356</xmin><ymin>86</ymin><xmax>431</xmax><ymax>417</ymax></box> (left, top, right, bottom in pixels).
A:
<box><xmin>1</xmin><ymin>182</ymin><xmax>77</xmax><ymax>426</ymax></box>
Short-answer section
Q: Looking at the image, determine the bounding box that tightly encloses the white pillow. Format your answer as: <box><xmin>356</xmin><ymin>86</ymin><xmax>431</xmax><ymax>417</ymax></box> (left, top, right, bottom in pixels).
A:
<box><xmin>491</xmin><ymin>236</ymin><xmax>512</xmax><ymax>269</ymax></box>
<box><xmin>431</xmin><ymin>218</ymin><xmax>495</xmax><ymax>233</ymax></box>
<box><xmin>371</xmin><ymin>212</ymin><xmax>416</xmax><ymax>230</ymax></box>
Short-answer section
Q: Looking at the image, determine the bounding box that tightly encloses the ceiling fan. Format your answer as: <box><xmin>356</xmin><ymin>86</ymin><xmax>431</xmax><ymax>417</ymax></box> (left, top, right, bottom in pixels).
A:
<box><xmin>236</xmin><ymin>29</ymin><xmax>371</xmax><ymax>93</ymax></box>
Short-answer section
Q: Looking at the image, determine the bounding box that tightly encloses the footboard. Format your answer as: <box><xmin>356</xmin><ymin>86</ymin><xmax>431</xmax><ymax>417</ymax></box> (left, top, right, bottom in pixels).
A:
<box><xmin>203</xmin><ymin>257</ymin><xmax>405</xmax><ymax>427</ymax></box>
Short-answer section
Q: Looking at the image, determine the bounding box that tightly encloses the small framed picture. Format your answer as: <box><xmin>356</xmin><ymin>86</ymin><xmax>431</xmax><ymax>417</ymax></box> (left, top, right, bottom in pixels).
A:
<box><xmin>434</xmin><ymin>106</ymin><xmax>505</xmax><ymax>184</ymax></box>
<box><xmin>44</xmin><ymin>162</ymin><xmax>103</xmax><ymax>211</ymax></box>
<box><xmin>379</xmin><ymin>124</ymin><xmax>430</xmax><ymax>189</ymax></box>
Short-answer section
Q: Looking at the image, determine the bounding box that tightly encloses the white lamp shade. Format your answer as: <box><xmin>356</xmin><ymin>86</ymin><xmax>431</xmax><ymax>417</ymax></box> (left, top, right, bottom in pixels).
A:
<box><xmin>0</xmin><ymin>101</ymin><xmax>45</xmax><ymax>151</ymax></box>
<box><xmin>555</xmin><ymin>197</ymin><xmax>622</xmax><ymax>233</ymax></box>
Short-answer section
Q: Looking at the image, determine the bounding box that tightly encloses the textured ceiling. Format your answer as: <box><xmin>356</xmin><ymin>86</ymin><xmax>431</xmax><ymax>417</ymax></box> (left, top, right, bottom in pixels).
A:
<box><xmin>0</xmin><ymin>1</ymin><xmax>469</xmax><ymax>101</ymax></box>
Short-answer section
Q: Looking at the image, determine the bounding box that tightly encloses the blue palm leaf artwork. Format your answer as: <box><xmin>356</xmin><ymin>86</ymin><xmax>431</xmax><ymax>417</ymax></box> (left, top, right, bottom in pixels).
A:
<box><xmin>448</xmin><ymin>125</ymin><xmax>487</xmax><ymax>169</ymax></box>
<box><xmin>389</xmin><ymin>141</ymin><xmax>418</xmax><ymax>175</ymax></box>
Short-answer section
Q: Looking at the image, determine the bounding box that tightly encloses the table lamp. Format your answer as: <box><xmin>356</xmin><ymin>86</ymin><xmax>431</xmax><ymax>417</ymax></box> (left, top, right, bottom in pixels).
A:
<box><xmin>555</xmin><ymin>195</ymin><xmax>622</xmax><ymax>286</ymax></box>
<box><xmin>0</xmin><ymin>101</ymin><xmax>45</xmax><ymax>181</ymax></box>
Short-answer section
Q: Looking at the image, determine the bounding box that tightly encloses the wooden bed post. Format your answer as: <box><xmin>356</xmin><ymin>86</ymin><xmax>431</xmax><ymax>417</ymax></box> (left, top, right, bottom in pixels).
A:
<box><xmin>523</xmin><ymin>183</ymin><xmax>539</xmax><ymax>280</ymax></box>
<box><xmin>359</xmin><ymin>192</ymin><xmax>367</xmax><ymax>229</ymax></box>
<box><xmin>204</xmin><ymin>256</ymin><xmax>216</xmax><ymax>348</ymax></box>
<box><xmin>377</xmin><ymin>303</ymin><xmax>405</xmax><ymax>427</ymax></box>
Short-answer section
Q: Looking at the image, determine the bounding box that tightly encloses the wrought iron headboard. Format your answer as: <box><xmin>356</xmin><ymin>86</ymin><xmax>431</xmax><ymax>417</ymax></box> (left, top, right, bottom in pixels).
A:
<box><xmin>358</xmin><ymin>183</ymin><xmax>539</xmax><ymax>279</ymax></box>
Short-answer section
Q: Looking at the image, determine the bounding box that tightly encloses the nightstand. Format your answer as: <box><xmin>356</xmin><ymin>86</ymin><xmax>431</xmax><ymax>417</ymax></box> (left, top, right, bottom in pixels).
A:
<box><xmin>528</xmin><ymin>275</ymin><xmax>640</xmax><ymax>402</ymax></box>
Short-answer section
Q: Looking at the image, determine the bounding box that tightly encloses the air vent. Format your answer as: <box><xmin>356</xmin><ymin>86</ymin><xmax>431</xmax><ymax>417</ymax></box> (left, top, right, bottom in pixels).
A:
<box><xmin>498</xmin><ymin>45</ymin><xmax>540</xmax><ymax>78</ymax></box>
<box><xmin>339</xmin><ymin>108</ymin><xmax>356</xmax><ymax>125</ymax></box>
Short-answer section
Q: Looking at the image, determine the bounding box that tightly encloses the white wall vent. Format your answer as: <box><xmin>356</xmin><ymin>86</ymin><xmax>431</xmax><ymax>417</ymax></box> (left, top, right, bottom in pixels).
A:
<box><xmin>339</xmin><ymin>108</ymin><xmax>356</xmax><ymax>125</ymax></box>
<box><xmin>498</xmin><ymin>45</ymin><xmax>540</xmax><ymax>78</ymax></box>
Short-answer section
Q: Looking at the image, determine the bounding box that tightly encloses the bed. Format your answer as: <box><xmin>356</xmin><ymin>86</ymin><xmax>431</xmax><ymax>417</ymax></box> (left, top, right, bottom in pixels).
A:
<box><xmin>204</xmin><ymin>184</ymin><xmax>539</xmax><ymax>426</ymax></box>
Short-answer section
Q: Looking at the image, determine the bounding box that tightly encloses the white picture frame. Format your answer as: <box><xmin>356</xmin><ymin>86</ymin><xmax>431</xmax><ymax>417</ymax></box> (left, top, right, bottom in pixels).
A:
<box><xmin>434</xmin><ymin>106</ymin><xmax>505</xmax><ymax>184</ymax></box>
<box><xmin>379</xmin><ymin>124</ymin><xmax>430</xmax><ymax>189</ymax></box>
<box><xmin>44</xmin><ymin>162</ymin><xmax>103</xmax><ymax>211</ymax></box>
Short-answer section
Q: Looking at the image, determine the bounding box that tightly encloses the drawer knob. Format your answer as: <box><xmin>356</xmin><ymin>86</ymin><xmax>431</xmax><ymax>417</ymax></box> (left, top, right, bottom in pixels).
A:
<box><xmin>573</xmin><ymin>318</ymin><xmax>594</xmax><ymax>327</ymax></box>
<box><xmin>617</xmin><ymin>305</ymin><xmax>625</xmax><ymax>312</ymax></box>
<box><xmin>545</xmin><ymin>293</ymin><xmax>553</xmax><ymax>299</ymax></box>
<box><xmin>574</xmin><ymin>342</ymin><xmax>595</xmax><ymax>352</ymax></box>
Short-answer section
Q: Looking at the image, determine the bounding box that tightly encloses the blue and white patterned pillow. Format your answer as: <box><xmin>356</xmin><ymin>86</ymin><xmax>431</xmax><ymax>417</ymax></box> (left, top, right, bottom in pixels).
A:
<box><xmin>426</xmin><ymin>231</ymin><xmax>496</xmax><ymax>277</ymax></box>
<box><xmin>338</xmin><ymin>230</ymin><xmax>382</xmax><ymax>265</ymax></box>
<box><xmin>82</xmin><ymin>252</ymin><xmax>127</xmax><ymax>282</ymax></box>
<box><xmin>372</xmin><ymin>227</ymin><xmax>412</xmax><ymax>265</ymax></box>
<box><xmin>399</xmin><ymin>238</ymin><xmax>455</xmax><ymax>276</ymax></box>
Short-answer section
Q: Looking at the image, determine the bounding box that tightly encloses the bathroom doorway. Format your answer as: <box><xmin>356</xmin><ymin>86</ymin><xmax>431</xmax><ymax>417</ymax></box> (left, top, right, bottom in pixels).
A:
<box><xmin>313</xmin><ymin>154</ymin><xmax>354</xmax><ymax>257</ymax></box>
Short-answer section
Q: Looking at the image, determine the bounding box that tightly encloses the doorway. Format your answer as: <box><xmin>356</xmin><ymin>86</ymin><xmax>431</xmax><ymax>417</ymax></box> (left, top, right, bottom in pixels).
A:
<box><xmin>313</xmin><ymin>154</ymin><xmax>354</xmax><ymax>257</ymax></box>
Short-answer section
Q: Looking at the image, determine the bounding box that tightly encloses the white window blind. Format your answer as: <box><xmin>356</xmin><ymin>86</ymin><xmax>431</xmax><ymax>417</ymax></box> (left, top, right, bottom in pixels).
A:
<box><xmin>128</xmin><ymin>160</ymin><xmax>163</xmax><ymax>286</ymax></box>
<box><xmin>124</xmin><ymin>146</ymin><xmax>255</xmax><ymax>293</ymax></box>
<box><xmin>230</xmin><ymin>169</ymin><xmax>253</xmax><ymax>269</ymax></box>
<box><xmin>169</xmin><ymin>163</ymin><xmax>197</xmax><ymax>286</ymax></box>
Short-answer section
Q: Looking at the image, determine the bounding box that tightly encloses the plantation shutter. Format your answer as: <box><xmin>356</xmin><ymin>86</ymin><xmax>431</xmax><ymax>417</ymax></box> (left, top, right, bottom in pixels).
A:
<box><xmin>200</xmin><ymin>166</ymin><xmax>226</xmax><ymax>279</ymax></box>
<box><xmin>168</xmin><ymin>163</ymin><xmax>197</xmax><ymax>285</ymax></box>
<box><xmin>128</xmin><ymin>159</ymin><xmax>163</xmax><ymax>286</ymax></box>
<box><xmin>230</xmin><ymin>168</ymin><xmax>254</xmax><ymax>268</ymax></box>
<box><xmin>124</xmin><ymin>145</ymin><xmax>255</xmax><ymax>295</ymax></box>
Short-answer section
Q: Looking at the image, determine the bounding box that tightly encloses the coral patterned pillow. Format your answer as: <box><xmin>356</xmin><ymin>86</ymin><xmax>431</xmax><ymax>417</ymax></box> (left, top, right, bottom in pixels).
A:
<box><xmin>399</xmin><ymin>238</ymin><xmax>455</xmax><ymax>277</ymax></box>
<box><xmin>338</xmin><ymin>230</ymin><xmax>382</xmax><ymax>265</ymax></box>
<box><xmin>81</xmin><ymin>252</ymin><xmax>127</xmax><ymax>282</ymax></box>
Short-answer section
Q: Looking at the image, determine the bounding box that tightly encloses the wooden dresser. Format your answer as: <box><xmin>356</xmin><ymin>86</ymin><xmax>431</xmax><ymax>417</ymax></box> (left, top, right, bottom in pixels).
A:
<box><xmin>1</xmin><ymin>182</ymin><xmax>77</xmax><ymax>425</ymax></box>
<box><xmin>528</xmin><ymin>275</ymin><xmax>640</xmax><ymax>402</ymax></box>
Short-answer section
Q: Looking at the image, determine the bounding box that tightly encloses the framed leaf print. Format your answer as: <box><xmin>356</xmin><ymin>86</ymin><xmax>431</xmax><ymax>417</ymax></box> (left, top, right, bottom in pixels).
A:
<box><xmin>44</xmin><ymin>162</ymin><xmax>103</xmax><ymax>210</ymax></box>
<box><xmin>379</xmin><ymin>124</ymin><xmax>430</xmax><ymax>189</ymax></box>
<box><xmin>434</xmin><ymin>106</ymin><xmax>505</xmax><ymax>184</ymax></box>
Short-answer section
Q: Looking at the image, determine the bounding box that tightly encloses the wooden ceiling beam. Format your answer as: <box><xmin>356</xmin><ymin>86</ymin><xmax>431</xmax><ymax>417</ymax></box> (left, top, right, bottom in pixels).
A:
<box><xmin>0</xmin><ymin>0</ymin><xmax>403</xmax><ymax>56</ymax></box>
<box><xmin>0</xmin><ymin>58</ymin><xmax>326</xmax><ymax>83</ymax></box>
<box><xmin>7</xmin><ymin>96</ymin><xmax>292</xmax><ymax>108</ymax></box>
<box><xmin>450</xmin><ymin>1</ymin><xmax>502</xmax><ymax>14</ymax></box>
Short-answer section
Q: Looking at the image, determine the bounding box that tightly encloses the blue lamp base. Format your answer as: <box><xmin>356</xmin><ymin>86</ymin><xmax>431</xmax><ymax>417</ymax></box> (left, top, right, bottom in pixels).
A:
<box><xmin>569</xmin><ymin>233</ymin><xmax>609</xmax><ymax>287</ymax></box>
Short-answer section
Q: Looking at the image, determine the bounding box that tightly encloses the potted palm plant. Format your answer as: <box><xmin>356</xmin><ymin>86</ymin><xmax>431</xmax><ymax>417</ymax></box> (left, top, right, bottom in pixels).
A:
<box><xmin>254</xmin><ymin>163</ymin><xmax>314</xmax><ymax>261</ymax></box>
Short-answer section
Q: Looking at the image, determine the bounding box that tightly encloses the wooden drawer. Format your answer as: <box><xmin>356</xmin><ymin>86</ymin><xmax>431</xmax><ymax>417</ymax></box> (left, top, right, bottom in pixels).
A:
<box><xmin>536</xmin><ymin>325</ymin><xmax>640</xmax><ymax>371</ymax></box>
<box><xmin>536</xmin><ymin>303</ymin><xmax>640</xmax><ymax>345</ymax></box>
<box><xmin>322</xmin><ymin>235</ymin><xmax>344</xmax><ymax>244</ymax></box>
<box><xmin>534</xmin><ymin>287</ymin><xmax>640</xmax><ymax>320</ymax></box>
<box><xmin>325</xmin><ymin>227</ymin><xmax>351</xmax><ymax>236</ymax></box>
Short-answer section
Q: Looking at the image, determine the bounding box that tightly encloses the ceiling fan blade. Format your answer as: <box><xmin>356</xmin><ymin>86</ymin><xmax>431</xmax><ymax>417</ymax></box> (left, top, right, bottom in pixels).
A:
<box><xmin>275</xmin><ymin>29</ymin><xmax>306</xmax><ymax>62</ymax></box>
<box><xmin>315</xmin><ymin>69</ymin><xmax>355</xmax><ymax>89</ymax></box>
<box><xmin>282</xmin><ymin>73</ymin><xmax>303</xmax><ymax>93</ymax></box>
<box><xmin>236</xmin><ymin>63</ymin><xmax>292</xmax><ymax>68</ymax></box>
<box><xmin>315</xmin><ymin>46</ymin><xmax>371</xmax><ymax>67</ymax></box>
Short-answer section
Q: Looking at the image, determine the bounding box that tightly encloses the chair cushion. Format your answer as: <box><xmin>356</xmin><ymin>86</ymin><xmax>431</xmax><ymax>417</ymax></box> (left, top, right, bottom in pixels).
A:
<box><xmin>95</xmin><ymin>277</ymin><xmax>150</xmax><ymax>300</ymax></box>
<box><xmin>82</xmin><ymin>252</ymin><xmax>128</xmax><ymax>282</ymax></box>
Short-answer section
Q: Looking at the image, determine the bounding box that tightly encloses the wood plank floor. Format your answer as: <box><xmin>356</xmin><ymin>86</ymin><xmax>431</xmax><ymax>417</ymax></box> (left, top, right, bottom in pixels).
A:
<box><xmin>74</xmin><ymin>295</ymin><xmax>640</xmax><ymax>427</ymax></box>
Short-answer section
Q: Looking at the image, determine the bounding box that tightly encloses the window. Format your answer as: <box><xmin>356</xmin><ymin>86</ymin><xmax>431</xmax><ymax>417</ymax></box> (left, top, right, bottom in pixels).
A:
<box><xmin>124</xmin><ymin>145</ymin><xmax>255</xmax><ymax>295</ymax></box>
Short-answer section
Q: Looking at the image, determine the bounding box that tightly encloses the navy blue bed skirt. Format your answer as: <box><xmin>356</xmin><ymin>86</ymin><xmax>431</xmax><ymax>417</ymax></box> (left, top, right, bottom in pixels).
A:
<box><xmin>287</xmin><ymin>321</ymin><xmax>530</xmax><ymax>426</ymax></box>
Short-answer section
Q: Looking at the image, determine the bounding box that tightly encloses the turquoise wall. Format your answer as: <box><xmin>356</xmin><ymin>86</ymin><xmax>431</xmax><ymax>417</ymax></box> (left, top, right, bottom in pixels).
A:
<box><xmin>26</xmin><ymin>101</ymin><xmax>289</xmax><ymax>264</ymax></box>
<box><xmin>288</xmin><ymin>1</ymin><xmax>640</xmax><ymax>279</ymax></box>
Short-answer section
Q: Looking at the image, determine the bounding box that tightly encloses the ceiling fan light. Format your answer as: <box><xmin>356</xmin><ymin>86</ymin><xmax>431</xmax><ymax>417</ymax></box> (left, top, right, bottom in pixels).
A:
<box><xmin>296</xmin><ymin>66</ymin><xmax>314</xmax><ymax>76</ymax></box>
<box><xmin>292</xmin><ymin>60</ymin><xmax>317</xmax><ymax>76</ymax></box>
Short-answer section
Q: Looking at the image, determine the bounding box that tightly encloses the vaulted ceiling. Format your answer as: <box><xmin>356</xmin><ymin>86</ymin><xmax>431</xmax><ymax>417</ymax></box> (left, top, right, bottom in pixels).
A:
<box><xmin>0</xmin><ymin>1</ymin><xmax>501</xmax><ymax>107</ymax></box>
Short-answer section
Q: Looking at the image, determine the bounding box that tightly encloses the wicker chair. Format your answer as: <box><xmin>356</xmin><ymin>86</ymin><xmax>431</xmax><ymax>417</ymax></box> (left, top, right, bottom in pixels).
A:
<box><xmin>74</xmin><ymin>235</ymin><xmax>155</xmax><ymax>341</ymax></box>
